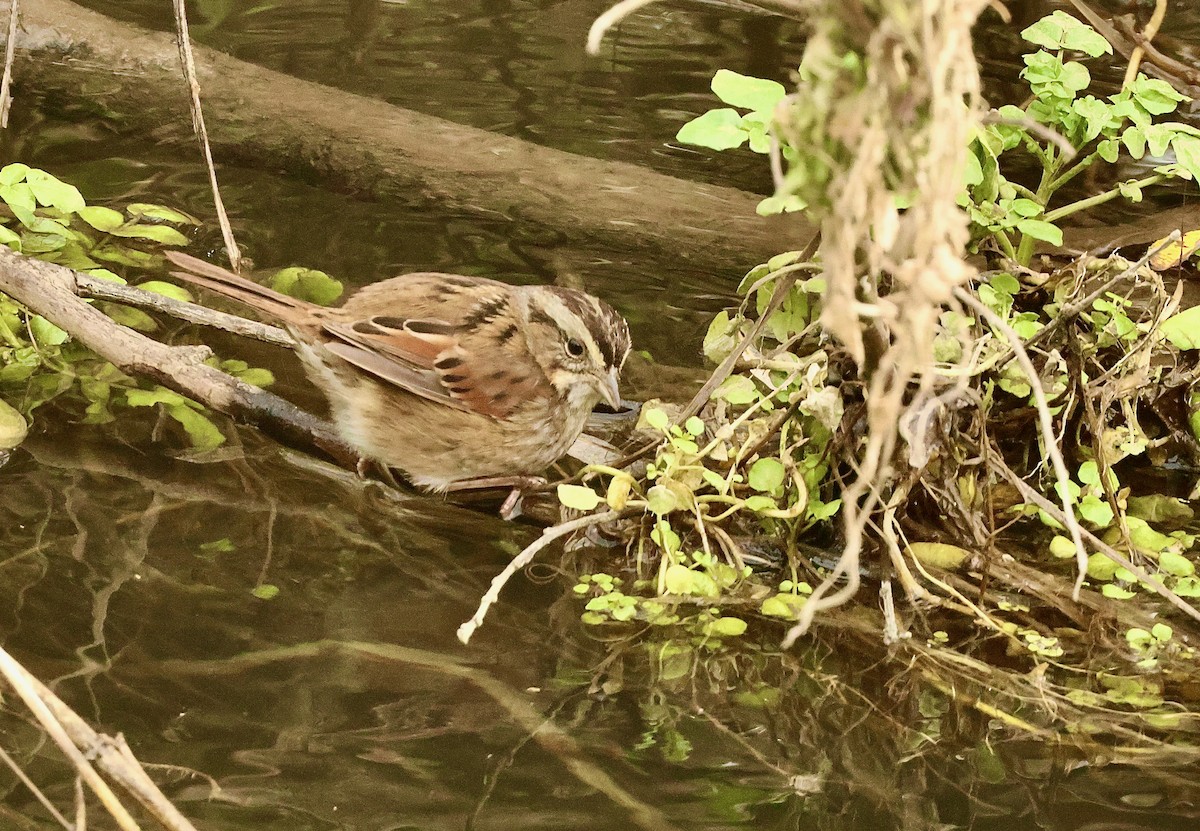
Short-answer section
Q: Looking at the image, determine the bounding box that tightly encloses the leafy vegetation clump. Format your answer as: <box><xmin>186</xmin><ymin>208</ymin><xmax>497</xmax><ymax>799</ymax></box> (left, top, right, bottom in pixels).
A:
<box><xmin>554</xmin><ymin>11</ymin><xmax>1200</xmax><ymax>741</ymax></box>
<box><xmin>0</xmin><ymin>163</ymin><xmax>296</xmax><ymax>451</ymax></box>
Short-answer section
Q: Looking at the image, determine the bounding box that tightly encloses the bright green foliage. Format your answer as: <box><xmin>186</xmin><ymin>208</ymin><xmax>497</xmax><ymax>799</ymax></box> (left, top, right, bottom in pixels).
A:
<box><xmin>0</xmin><ymin>163</ymin><xmax>196</xmax><ymax>270</ymax></box>
<box><xmin>268</xmin><ymin>266</ymin><xmax>343</xmax><ymax>306</ymax></box>
<box><xmin>0</xmin><ymin>164</ymin><xmax>273</xmax><ymax>452</ymax></box>
<box><xmin>676</xmin><ymin>70</ymin><xmax>801</xmax><ymax>215</ymax></box>
<box><xmin>965</xmin><ymin>17</ymin><xmax>1199</xmax><ymax>265</ymax></box>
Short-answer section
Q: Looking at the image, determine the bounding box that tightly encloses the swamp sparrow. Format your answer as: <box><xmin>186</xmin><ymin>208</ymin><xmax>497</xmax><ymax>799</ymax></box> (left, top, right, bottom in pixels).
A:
<box><xmin>165</xmin><ymin>251</ymin><xmax>631</xmax><ymax>491</ymax></box>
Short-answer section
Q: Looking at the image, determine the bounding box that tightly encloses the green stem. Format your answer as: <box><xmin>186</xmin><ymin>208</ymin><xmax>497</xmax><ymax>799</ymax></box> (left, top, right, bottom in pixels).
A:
<box><xmin>1043</xmin><ymin>173</ymin><xmax>1166</xmax><ymax>224</ymax></box>
<box><xmin>1046</xmin><ymin>148</ymin><xmax>1101</xmax><ymax>193</ymax></box>
<box><xmin>1015</xmin><ymin>157</ymin><xmax>1063</xmax><ymax>265</ymax></box>
<box><xmin>994</xmin><ymin>228</ymin><xmax>1018</xmax><ymax>261</ymax></box>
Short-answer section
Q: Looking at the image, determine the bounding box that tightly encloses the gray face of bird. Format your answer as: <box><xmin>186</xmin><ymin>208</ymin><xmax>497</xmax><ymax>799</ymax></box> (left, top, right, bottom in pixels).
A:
<box><xmin>519</xmin><ymin>286</ymin><xmax>630</xmax><ymax>410</ymax></box>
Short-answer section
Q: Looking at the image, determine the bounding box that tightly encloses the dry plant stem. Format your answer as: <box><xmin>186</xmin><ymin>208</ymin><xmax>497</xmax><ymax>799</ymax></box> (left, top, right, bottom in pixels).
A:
<box><xmin>0</xmin><ymin>647</ymin><xmax>143</xmax><ymax>831</ymax></box>
<box><xmin>586</xmin><ymin>0</ymin><xmax>663</xmax><ymax>53</ymax></box>
<box><xmin>981</xmin><ymin>109</ymin><xmax>1075</xmax><ymax>160</ymax></box>
<box><xmin>0</xmin><ymin>646</ymin><xmax>202</xmax><ymax>830</ymax></box>
<box><xmin>993</xmin><ymin>461</ymin><xmax>1200</xmax><ymax>626</ymax></box>
<box><xmin>1019</xmin><ymin>233</ymin><xmax>1175</xmax><ymax>358</ymax></box>
<box><xmin>0</xmin><ymin>247</ymin><xmax>358</xmax><ymax>467</ymax></box>
<box><xmin>1122</xmin><ymin>0</ymin><xmax>1168</xmax><ymax>89</ymax></box>
<box><xmin>458</xmin><ymin>510</ymin><xmax>621</xmax><ymax>644</ymax></box>
<box><xmin>953</xmin><ymin>285</ymin><xmax>1089</xmax><ymax>598</ymax></box>
<box><xmin>77</xmin><ymin>273</ymin><xmax>294</xmax><ymax>347</ymax></box>
<box><xmin>0</xmin><ymin>0</ymin><xmax>16</xmax><ymax>127</ymax></box>
<box><xmin>0</xmin><ymin>745</ymin><xmax>73</xmax><ymax>830</ymax></box>
<box><xmin>171</xmin><ymin>0</ymin><xmax>241</xmax><ymax>272</ymax></box>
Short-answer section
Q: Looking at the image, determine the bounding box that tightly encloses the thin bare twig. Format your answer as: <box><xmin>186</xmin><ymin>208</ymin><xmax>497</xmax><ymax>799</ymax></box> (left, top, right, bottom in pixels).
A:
<box><xmin>0</xmin><ymin>647</ymin><xmax>143</xmax><ymax>831</ymax></box>
<box><xmin>0</xmin><ymin>0</ymin><xmax>18</xmax><ymax>127</ymax></box>
<box><xmin>77</xmin><ymin>272</ymin><xmax>294</xmax><ymax>346</ymax></box>
<box><xmin>954</xmin><ymin>285</ymin><xmax>1089</xmax><ymax>599</ymax></box>
<box><xmin>0</xmin><ymin>745</ymin><xmax>74</xmax><ymax>831</ymax></box>
<box><xmin>458</xmin><ymin>511</ymin><xmax>621</xmax><ymax>644</ymax></box>
<box><xmin>171</xmin><ymin>0</ymin><xmax>241</xmax><ymax>272</ymax></box>
<box><xmin>1123</xmin><ymin>0</ymin><xmax>1168</xmax><ymax>89</ymax></box>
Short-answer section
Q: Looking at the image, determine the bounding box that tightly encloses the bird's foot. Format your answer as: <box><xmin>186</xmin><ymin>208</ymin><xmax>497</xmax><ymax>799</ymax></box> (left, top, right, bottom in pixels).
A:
<box><xmin>445</xmin><ymin>475</ymin><xmax>548</xmax><ymax>520</ymax></box>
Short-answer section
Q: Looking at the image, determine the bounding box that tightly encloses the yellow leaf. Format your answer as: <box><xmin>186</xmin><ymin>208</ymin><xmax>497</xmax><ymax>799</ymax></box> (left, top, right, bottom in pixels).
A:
<box><xmin>908</xmin><ymin>542</ymin><xmax>971</xmax><ymax>570</ymax></box>
<box><xmin>1148</xmin><ymin>229</ymin><xmax>1200</xmax><ymax>270</ymax></box>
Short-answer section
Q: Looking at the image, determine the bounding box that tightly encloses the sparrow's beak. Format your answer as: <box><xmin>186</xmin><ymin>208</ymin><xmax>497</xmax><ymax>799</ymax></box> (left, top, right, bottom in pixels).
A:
<box><xmin>596</xmin><ymin>368</ymin><xmax>622</xmax><ymax>411</ymax></box>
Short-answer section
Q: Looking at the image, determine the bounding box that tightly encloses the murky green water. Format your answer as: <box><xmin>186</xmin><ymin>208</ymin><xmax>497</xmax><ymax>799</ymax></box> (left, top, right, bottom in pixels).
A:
<box><xmin>5</xmin><ymin>0</ymin><xmax>1200</xmax><ymax>828</ymax></box>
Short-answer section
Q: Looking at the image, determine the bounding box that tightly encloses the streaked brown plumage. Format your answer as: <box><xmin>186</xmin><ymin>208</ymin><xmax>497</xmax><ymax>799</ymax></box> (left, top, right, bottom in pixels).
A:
<box><xmin>165</xmin><ymin>251</ymin><xmax>631</xmax><ymax>490</ymax></box>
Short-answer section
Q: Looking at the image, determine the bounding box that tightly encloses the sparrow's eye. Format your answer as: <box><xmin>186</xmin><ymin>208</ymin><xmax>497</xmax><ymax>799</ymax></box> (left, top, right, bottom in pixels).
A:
<box><xmin>565</xmin><ymin>338</ymin><xmax>585</xmax><ymax>358</ymax></box>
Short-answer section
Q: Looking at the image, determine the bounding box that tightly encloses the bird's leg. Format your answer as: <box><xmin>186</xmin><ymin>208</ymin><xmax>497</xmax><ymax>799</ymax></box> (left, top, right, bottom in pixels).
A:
<box><xmin>444</xmin><ymin>475</ymin><xmax>548</xmax><ymax>520</ymax></box>
<box><xmin>356</xmin><ymin>456</ymin><xmax>403</xmax><ymax>489</ymax></box>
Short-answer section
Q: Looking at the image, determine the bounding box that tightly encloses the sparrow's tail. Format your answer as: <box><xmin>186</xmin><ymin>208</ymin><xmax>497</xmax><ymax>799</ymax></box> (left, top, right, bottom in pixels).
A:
<box><xmin>164</xmin><ymin>250</ymin><xmax>315</xmax><ymax>327</ymax></box>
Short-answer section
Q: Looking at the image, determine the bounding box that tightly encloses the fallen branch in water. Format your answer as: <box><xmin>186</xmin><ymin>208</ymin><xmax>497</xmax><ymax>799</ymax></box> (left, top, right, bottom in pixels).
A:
<box><xmin>0</xmin><ymin>246</ymin><xmax>356</xmax><ymax>467</ymax></box>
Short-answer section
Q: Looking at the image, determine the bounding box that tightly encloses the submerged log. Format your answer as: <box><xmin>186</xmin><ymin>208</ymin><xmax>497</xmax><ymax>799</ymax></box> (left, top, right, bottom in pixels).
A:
<box><xmin>7</xmin><ymin>0</ymin><xmax>811</xmax><ymax>269</ymax></box>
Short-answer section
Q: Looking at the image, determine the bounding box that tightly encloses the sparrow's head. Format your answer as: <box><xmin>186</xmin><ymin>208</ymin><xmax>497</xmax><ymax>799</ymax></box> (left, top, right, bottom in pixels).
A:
<box><xmin>520</xmin><ymin>286</ymin><xmax>631</xmax><ymax>411</ymax></box>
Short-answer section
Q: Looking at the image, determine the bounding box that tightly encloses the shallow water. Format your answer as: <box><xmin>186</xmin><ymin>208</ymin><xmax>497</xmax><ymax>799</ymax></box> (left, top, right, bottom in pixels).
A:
<box><xmin>5</xmin><ymin>0</ymin><xmax>1200</xmax><ymax>828</ymax></box>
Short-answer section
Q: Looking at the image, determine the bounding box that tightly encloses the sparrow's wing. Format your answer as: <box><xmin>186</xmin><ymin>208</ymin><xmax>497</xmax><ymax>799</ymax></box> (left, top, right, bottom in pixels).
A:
<box><xmin>323</xmin><ymin>283</ymin><xmax>547</xmax><ymax>418</ymax></box>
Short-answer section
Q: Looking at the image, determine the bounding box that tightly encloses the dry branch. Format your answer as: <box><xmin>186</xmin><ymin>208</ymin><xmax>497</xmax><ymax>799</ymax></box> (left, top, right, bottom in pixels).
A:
<box><xmin>0</xmin><ymin>246</ymin><xmax>356</xmax><ymax>467</ymax></box>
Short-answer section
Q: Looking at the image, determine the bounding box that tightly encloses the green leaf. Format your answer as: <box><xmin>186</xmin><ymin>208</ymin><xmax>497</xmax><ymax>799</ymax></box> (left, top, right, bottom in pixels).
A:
<box><xmin>1158</xmin><ymin>550</ymin><xmax>1195</xmax><ymax>577</ymax></box>
<box><xmin>136</xmin><ymin>280</ymin><xmax>194</xmax><ymax>303</ymax></box>
<box><xmin>0</xmin><ymin>398</ymin><xmax>28</xmax><ymax>451</ymax></box>
<box><xmin>125</xmin><ymin>387</ymin><xmax>189</xmax><ymax>408</ymax></box>
<box><xmin>1086</xmin><ymin>552</ymin><xmax>1120</xmax><ymax>580</ymax></box>
<box><xmin>676</xmin><ymin>108</ymin><xmax>748</xmax><ymax>151</ymax></box>
<box><xmin>683</xmin><ymin>416</ymin><xmax>705</xmax><ymax>437</ymax></box>
<box><xmin>233</xmin><ymin>367</ymin><xmax>275</xmax><ymax>388</ymax></box>
<box><xmin>103</xmin><ymin>304</ymin><xmax>158</xmax><ymax>332</ymax></box>
<box><xmin>711</xmin><ymin>69</ymin><xmax>786</xmax><ymax>113</ymax></box>
<box><xmin>125</xmin><ymin>203</ymin><xmax>198</xmax><ymax>224</ymax></box>
<box><xmin>703</xmin><ymin>616</ymin><xmax>747</xmax><ymax>638</ymax></box>
<box><xmin>1127</xmin><ymin>495</ymin><xmax>1194</xmax><ymax>524</ymax></box>
<box><xmin>747</xmin><ymin>457</ymin><xmax>785</xmax><ymax>493</ymax></box>
<box><xmin>557</xmin><ymin>483</ymin><xmax>602</xmax><ymax>511</ymax></box>
<box><xmin>25</xmin><ymin>170</ymin><xmax>85</xmax><ymax>213</ymax></box>
<box><xmin>646</xmin><ymin>484</ymin><xmax>679</xmax><ymax>516</ymax></box>
<box><xmin>1077</xmin><ymin>460</ymin><xmax>1100</xmax><ymax>485</ymax></box>
<box><xmin>107</xmin><ymin>224</ymin><xmax>189</xmax><ymax>245</ymax></box>
<box><xmin>1078</xmin><ymin>493</ymin><xmax>1114</xmax><ymax>527</ymax></box>
<box><xmin>1049</xmin><ymin>535</ymin><xmax>1078</xmax><ymax>559</ymax></box>
<box><xmin>29</xmin><ymin>316</ymin><xmax>69</xmax><ymax>346</ymax></box>
<box><xmin>1</xmin><ymin>182</ymin><xmax>36</xmax><ymax>212</ymax></box>
<box><xmin>167</xmin><ymin>404</ymin><xmax>226</xmax><ymax>450</ymax></box>
<box><xmin>1160</xmin><ymin>306</ymin><xmax>1200</xmax><ymax>349</ymax></box>
<box><xmin>713</xmin><ymin>375</ymin><xmax>758</xmax><ymax>405</ymax></box>
<box><xmin>1102</xmin><ymin>583</ymin><xmax>1135</xmax><ymax>599</ymax></box>
<box><xmin>0</xmin><ymin>163</ymin><xmax>30</xmax><ymax>185</ymax></box>
<box><xmin>664</xmin><ymin>564</ymin><xmax>718</xmax><ymax>598</ymax></box>
<box><xmin>200</xmin><ymin>538</ymin><xmax>236</xmax><ymax>552</ymax></box>
<box><xmin>1172</xmin><ymin>134</ymin><xmax>1200</xmax><ymax>182</ymax></box>
<box><xmin>743</xmin><ymin>495</ymin><xmax>777</xmax><ymax>512</ymax></box>
<box><xmin>1021</xmin><ymin>12</ymin><xmax>1112</xmax><ymax>57</ymax></box>
<box><xmin>0</xmin><ymin>224</ymin><xmax>20</xmax><ymax>250</ymax></box>
<box><xmin>1122</xmin><ymin>126</ymin><xmax>1147</xmax><ymax>158</ymax></box>
<box><xmin>1174</xmin><ymin>576</ymin><xmax>1200</xmax><ymax>597</ymax></box>
<box><xmin>760</xmin><ymin>593</ymin><xmax>806</xmax><ymax>618</ymax></box>
<box><xmin>1129</xmin><ymin>75</ymin><xmax>1187</xmax><ymax>115</ymax></box>
<box><xmin>251</xmin><ymin>584</ymin><xmax>280</xmax><ymax>600</ymax></box>
<box><xmin>268</xmin><ymin>267</ymin><xmax>343</xmax><ymax>306</ymax></box>
<box><xmin>755</xmin><ymin>194</ymin><xmax>805</xmax><ymax>216</ymax></box>
<box><xmin>1016</xmin><ymin>219</ymin><xmax>1063</xmax><ymax>245</ymax></box>
<box><xmin>77</xmin><ymin>206</ymin><xmax>126</xmax><ymax>232</ymax></box>
<box><xmin>1151</xmin><ymin>623</ymin><xmax>1173</xmax><ymax>642</ymax></box>
<box><xmin>909</xmin><ymin>542</ymin><xmax>970</xmax><ymax>570</ymax></box>
<box><xmin>643</xmin><ymin>406</ymin><xmax>670</xmax><ymax>431</ymax></box>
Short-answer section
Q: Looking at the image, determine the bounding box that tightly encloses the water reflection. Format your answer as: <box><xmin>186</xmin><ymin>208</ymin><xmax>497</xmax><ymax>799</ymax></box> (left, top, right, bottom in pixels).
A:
<box><xmin>7</xmin><ymin>0</ymin><xmax>1200</xmax><ymax>828</ymax></box>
